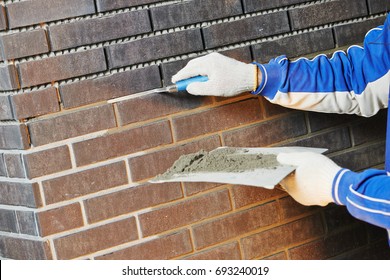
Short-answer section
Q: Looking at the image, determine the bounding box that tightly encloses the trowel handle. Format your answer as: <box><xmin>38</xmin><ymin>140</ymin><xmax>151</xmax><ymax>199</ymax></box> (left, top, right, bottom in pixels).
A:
<box><xmin>175</xmin><ymin>75</ymin><xmax>209</xmax><ymax>91</ymax></box>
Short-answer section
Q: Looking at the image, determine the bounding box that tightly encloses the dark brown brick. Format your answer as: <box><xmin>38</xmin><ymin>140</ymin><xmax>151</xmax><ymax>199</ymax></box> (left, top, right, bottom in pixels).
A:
<box><xmin>0</xmin><ymin>209</ymin><xmax>18</xmax><ymax>233</ymax></box>
<box><xmin>334</xmin><ymin>17</ymin><xmax>386</xmax><ymax>46</ymax></box>
<box><xmin>49</xmin><ymin>10</ymin><xmax>151</xmax><ymax>51</ymax></box>
<box><xmin>97</xmin><ymin>230</ymin><xmax>192</xmax><ymax>260</ymax></box>
<box><xmin>128</xmin><ymin>135</ymin><xmax>220</xmax><ymax>182</ymax></box>
<box><xmin>241</xmin><ymin>214</ymin><xmax>324</xmax><ymax>259</ymax></box>
<box><xmin>0</xmin><ymin>154</ymin><xmax>6</xmax><ymax>176</ymax></box>
<box><xmin>106</xmin><ymin>29</ymin><xmax>203</xmax><ymax>68</ymax></box>
<box><xmin>24</xmin><ymin>146</ymin><xmax>72</xmax><ymax>179</ymax></box>
<box><xmin>0</xmin><ymin>124</ymin><xmax>29</xmax><ymax>150</ymax></box>
<box><xmin>16</xmin><ymin>210</ymin><xmax>39</xmax><ymax>236</ymax></box>
<box><xmin>73</xmin><ymin>120</ymin><xmax>172</xmax><ymax>166</ymax></box>
<box><xmin>0</xmin><ymin>96</ymin><xmax>13</xmax><ymax>120</ymax></box>
<box><xmin>252</xmin><ymin>29</ymin><xmax>335</xmax><ymax>63</ymax></box>
<box><xmin>18</xmin><ymin>48</ymin><xmax>107</xmax><ymax>87</ymax></box>
<box><xmin>279</xmin><ymin>196</ymin><xmax>318</xmax><ymax>221</ymax></box>
<box><xmin>60</xmin><ymin>65</ymin><xmax>161</xmax><ymax>109</ymax></box>
<box><xmin>42</xmin><ymin>161</ymin><xmax>128</xmax><ymax>205</ymax></box>
<box><xmin>223</xmin><ymin>112</ymin><xmax>307</xmax><ymax>147</ymax></box>
<box><xmin>242</xmin><ymin>0</ymin><xmax>308</xmax><ymax>13</ymax></box>
<box><xmin>184</xmin><ymin>182</ymin><xmax>221</xmax><ymax>196</ymax></box>
<box><xmin>323</xmin><ymin>206</ymin><xmax>358</xmax><ymax>233</ymax></box>
<box><xmin>261</xmin><ymin>97</ymin><xmax>293</xmax><ymax>117</ymax></box>
<box><xmin>96</xmin><ymin>0</ymin><xmax>160</xmax><ymax>12</ymax></box>
<box><xmin>151</xmin><ymin>0</ymin><xmax>242</xmax><ymax>30</ymax></box>
<box><xmin>193</xmin><ymin>202</ymin><xmax>279</xmax><ymax>249</ymax></box>
<box><xmin>0</xmin><ymin>235</ymin><xmax>52</xmax><ymax>260</ymax></box>
<box><xmin>84</xmin><ymin>182</ymin><xmax>182</xmax><ymax>223</ymax></box>
<box><xmin>0</xmin><ymin>29</ymin><xmax>49</xmax><ymax>60</ymax></box>
<box><xmin>0</xmin><ymin>64</ymin><xmax>19</xmax><ymax>91</ymax></box>
<box><xmin>54</xmin><ymin>217</ymin><xmax>138</xmax><ymax>259</ymax></box>
<box><xmin>202</xmin><ymin>11</ymin><xmax>289</xmax><ymax>49</ymax></box>
<box><xmin>308</xmin><ymin>111</ymin><xmax>356</xmax><ymax>132</ymax></box>
<box><xmin>4</xmin><ymin>153</ymin><xmax>25</xmax><ymax>178</ymax></box>
<box><xmin>331</xmin><ymin>142</ymin><xmax>385</xmax><ymax>171</ymax></box>
<box><xmin>0</xmin><ymin>6</ymin><xmax>7</xmax><ymax>31</ymax></box>
<box><xmin>7</xmin><ymin>0</ymin><xmax>96</xmax><ymax>28</ymax></box>
<box><xmin>184</xmin><ymin>242</ymin><xmax>241</xmax><ymax>260</ymax></box>
<box><xmin>350</xmin><ymin>110</ymin><xmax>387</xmax><ymax>146</ymax></box>
<box><xmin>289</xmin><ymin>0</ymin><xmax>368</xmax><ymax>30</ymax></box>
<box><xmin>36</xmin><ymin>203</ymin><xmax>84</xmax><ymax>237</ymax></box>
<box><xmin>0</xmin><ymin>181</ymin><xmax>42</xmax><ymax>207</ymax></box>
<box><xmin>140</xmin><ymin>190</ymin><xmax>232</xmax><ymax>237</ymax></box>
<box><xmin>232</xmin><ymin>185</ymin><xmax>284</xmax><ymax>209</ymax></box>
<box><xmin>367</xmin><ymin>0</ymin><xmax>389</xmax><ymax>14</ymax></box>
<box><xmin>283</xmin><ymin>127</ymin><xmax>351</xmax><ymax>154</ymax></box>
<box><xmin>289</xmin><ymin>226</ymin><xmax>367</xmax><ymax>259</ymax></box>
<box><xmin>28</xmin><ymin>104</ymin><xmax>116</xmax><ymax>146</ymax></box>
<box><xmin>173</xmin><ymin>98</ymin><xmax>262</xmax><ymax>141</ymax></box>
<box><xmin>116</xmin><ymin>92</ymin><xmax>213</xmax><ymax>126</ymax></box>
<box><xmin>11</xmin><ymin>87</ymin><xmax>60</xmax><ymax>120</ymax></box>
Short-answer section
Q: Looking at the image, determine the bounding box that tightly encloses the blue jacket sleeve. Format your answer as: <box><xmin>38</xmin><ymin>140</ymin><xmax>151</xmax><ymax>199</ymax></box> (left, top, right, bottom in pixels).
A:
<box><xmin>257</xmin><ymin>14</ymin><xmax>390</xmax><ymax>117</ymax></box>
<box><xmin>333</xmin><ymin>169</ymin><xmax>390</xmax><ymax>232</ymax></box>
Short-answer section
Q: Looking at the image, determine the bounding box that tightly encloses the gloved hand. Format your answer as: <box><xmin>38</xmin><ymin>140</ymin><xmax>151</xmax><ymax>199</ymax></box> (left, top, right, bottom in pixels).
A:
<box><xmin>172</xmin><ymin>53</ymin><xmax>257</xmax><ymax>97</ymax></box>
<box><xmin>277</xmin><ymin>152</ymin><xmax>342</xmax><ymax>206</ymax></box>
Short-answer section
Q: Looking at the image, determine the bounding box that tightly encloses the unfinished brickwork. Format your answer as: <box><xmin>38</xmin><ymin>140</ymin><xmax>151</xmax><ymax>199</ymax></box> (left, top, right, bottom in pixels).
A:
<box><xmin>0</xmin><ymin>0</ymin><xmax>389</xmax><ymax>260</ymax></box>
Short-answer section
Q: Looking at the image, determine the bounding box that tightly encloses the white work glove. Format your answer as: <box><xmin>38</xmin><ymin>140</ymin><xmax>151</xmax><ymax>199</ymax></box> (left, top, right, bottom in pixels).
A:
<box><xmin>172</xmin><ymin>53</ymin><xmax>257</xmax><ymax>97</ymax></box>
<box><xmin>277</xmin><ymin>152</ymin><xmax>342</xmax><ymax>206</ymax></box>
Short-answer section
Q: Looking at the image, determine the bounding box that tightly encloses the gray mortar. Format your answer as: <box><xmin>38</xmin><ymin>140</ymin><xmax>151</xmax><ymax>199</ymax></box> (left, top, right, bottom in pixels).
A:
<box><xmin>155</xmin><ymin>148</ymin><xmax>279</xmax><ymax>180</ymax></box>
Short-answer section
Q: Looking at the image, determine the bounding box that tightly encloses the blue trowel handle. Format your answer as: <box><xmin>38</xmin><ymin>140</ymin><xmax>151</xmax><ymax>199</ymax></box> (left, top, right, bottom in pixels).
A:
<box><xmin>175</xmin><ymin>75</ymin><xmax>209</xmax><ymax>91</ymax></box>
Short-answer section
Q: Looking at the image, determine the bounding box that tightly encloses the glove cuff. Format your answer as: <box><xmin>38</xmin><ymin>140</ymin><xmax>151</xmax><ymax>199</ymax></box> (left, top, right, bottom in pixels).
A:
<box><xmin>235</xmin><ymin>63</ymin><xmax>257</xmax><ymax>94</ymax></box>
<box><xmin>332</xmin><ymin>169</ymin><xmax>357</xmax><ymax>205</ymax></box>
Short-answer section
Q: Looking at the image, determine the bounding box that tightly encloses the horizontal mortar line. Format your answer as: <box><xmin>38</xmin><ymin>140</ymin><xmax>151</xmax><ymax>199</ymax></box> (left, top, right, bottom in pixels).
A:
<box><xmin>0</xmin><ymin>0</ymin><xmax>183</xmax><ymax>36</ymax></box>
<box><xmin>0</xmin><ymin>203</ymin><xmax>39</xmax><ymax>212</ymax></box>
<box><xmin>0</xmin><ymin>12</ymin><xmax>386</xmax><ymax>95</ymax></box>
<box><xmin>0</xmin><ymin>229</ymin><xmax>45</xmax><ymax>241</ymax></box>
<box><xmin>326</xmin><ymin>139</ymin><xmax>386</xmax><ymax>159</ymax></box>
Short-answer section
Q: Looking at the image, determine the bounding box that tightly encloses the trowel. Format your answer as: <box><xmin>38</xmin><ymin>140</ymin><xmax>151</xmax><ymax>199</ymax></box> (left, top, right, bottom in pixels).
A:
<box><xmin>150</xmin><ymin>147</ymin><xmax>327</xmax><ymax>189</ymax></box>
<box><xmin>108</xmin><ymin>75</ymin><xmax>209</xmax><ymax>103</ymax></box>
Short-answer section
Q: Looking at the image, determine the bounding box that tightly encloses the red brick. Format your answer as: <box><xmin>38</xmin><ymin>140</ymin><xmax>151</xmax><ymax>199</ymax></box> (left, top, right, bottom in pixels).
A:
<box><xmin>193</xmin><ymin>202</ymin><xmax>279</xmax><ymax>249</ymax></box>
<box><xmin>0</xmin><ymin>235</ymin><xmax>52</xmax><ymax>260</ymax></box>
<box><xmin>97</xmin><ymin>230</ymin><xmax>192</xmax><ymax>260</ymax></box>
<box><xmin>96</xmin><ymin>0</ymin><xmax>160</xmax><ymax>12</ymax></box>
<box><xmin>73</xmin><ymin>120</ymin><xmax>172</xmax><ymax>166</ymax></box>
<box><xmin>7</xmin><ymin>0</ymin><xmax>95</xmax><ymax>28</ymax></box>
<box><xmin>54</xmin><ymin>217</ymin><xmax>138</xmax><ymax>259</ymax></box>
<box><xmin>241</xmin><ymin>214</ymin><xmax>324</xmax><ymax>259</ymax></box>
<box><xmin>11</xmin><ymin>87</ymin><xmax>60</xmax><ymax>120</ymax></box>
<box><xmin>173</xmin><ymin>98</ymin><xmax>262</xmax><ymax>141</ymax></box>
<box><xmin>116</xmin><ymin>92</ymin><xmax>213</xmax><ymax>126</ymax></box>
<box><xmin>42</xmin><ymin>161</ymin><xmax>128</xmax><ymax>205</ymax></box>
<box><xmin>23</xmin><ymin>146</ymin><xmax>72</xmax><ymax>179</ymax></box>
<box><xmin>232</xmin><ymin>185</ymin><xmax>284</xmax><ymax>209</ymax></box>
<box><xmin>0</xmin><ymin>6</ymin><xmax>7</xmax><ymax>31</ymax></box>
<box><xmin>49</xmin><ymin>10</ymin><xmax>151</xmax><ymax>51</ymax></box>
<box><xmin>18</xmin><ymin>48</ymin><xmax>107</xmax><ymax>87</ymax></box>
<box><xmin>28</xmin><ymin>104</ymin><xmax>116</xmax><ymax>146</ymax></box>
<box><xmin>0</xmin><ymin>124</ymin><xmax>29</xmax><ymax>150</ymax></box>
<box><xmin>223</xmin><ymin>113</ymin><xmax>307</xmax><ymax>147</ymax></box>
<box><xmin>184</xmin><ymin>242</ymin><xmax>241</xmax><ymax>260</ymax></box>
<box><xmin>0</xmin><ymin>29</ymin><xmax>49</xmax><ymax>60</ymax></box>
<box><xmin>84</xmin><ymin>182</ymin><xmax>183</xmax><ymax>223</ymax></box>
<box><xmin>59</xmin><ymin>66</ymin><xmax>161</xmax><ymax>109</ymax></box>
<box><xmin>140</xmin><ymin>190</ymin><xmax>232</xmax><ymax>237</ymax></box>
<box><xmin>0</xmin><ymin>181</ymin><xmax>42</xmax><ymax>208</ymax></box>
<box><xmin>288</xmin><ymin>226</ymin><xmax>367</xmax><ymax>260</ymax></box>
<box><xmin>36</xmin><ymin>203</ymin><xmax>84</xmax><ymax>237</ymax></box>
<box><xmin>4</xmin><ymin>153</ymin><xmax>25</xmax><ymax>178</ymax></box>
<box><xmin>106</xmin><ymin>29</ymin><xmax>203</xmax><ymax>68</ymax></box>
<box><xmin>128</xmin><ymin>135</ymin><xmax>220</xmax><ymax>182</ymax></box>
<box><xmin>184</xmin><ymin>182</ymin><xmax>221</xmax><ymax>197</ymax></box>
<box><xmin>279</xmin><ymin>196</ymin><xmax>318</xmax><ymax>221</ymax></box>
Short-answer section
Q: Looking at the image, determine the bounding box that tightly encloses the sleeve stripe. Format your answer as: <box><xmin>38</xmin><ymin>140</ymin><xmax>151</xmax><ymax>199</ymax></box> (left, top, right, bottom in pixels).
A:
<box><xmin>332</xmin><ymin>169</ymin><xmax>350</xmax><ymax>205</ymax></box>
<box><xmin>347</xmin><ymin>198</ymin><xmax>390</xmax><ymax>229</ymax></box>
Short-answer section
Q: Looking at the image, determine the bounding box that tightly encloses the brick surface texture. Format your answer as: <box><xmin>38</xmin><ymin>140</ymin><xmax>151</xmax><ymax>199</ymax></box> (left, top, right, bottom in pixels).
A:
<box><xmin>0</xmin><ymin>0</ymin><xmax>388</xmax><ymax>260</ymax></box>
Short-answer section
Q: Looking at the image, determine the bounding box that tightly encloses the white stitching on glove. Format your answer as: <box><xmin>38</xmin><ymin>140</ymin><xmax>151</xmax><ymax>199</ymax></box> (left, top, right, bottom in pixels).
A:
<box><xmin>172</xmin><ymin>53</ymin><xmax>257</xmax><ymax>97</ymax></box>
<box><xmin>277</xmin><ymin>152</ymin><xmax>342</xmax><ymax>206</ymax></box>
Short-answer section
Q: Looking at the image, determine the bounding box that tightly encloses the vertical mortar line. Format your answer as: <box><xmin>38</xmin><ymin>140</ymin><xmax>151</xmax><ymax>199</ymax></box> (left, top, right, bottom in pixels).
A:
<box><xmin>14</xmin><ymin>209</ymin><xmax>21</xmax><ymax>234</ymax></box>
<box><xmin>168</xmin><ymin>116</ymin><xmax>177</xmax><ymax>143</ymax></box>
<box><xmin>37</xmin><ymin>181</ymin><xmax>47</xmax><ymax>207</ymax></box>
<box><xmin>134</xmin><ymin>214</ymin><xmax>143</xmax><ymax>240</ymax></box>
<box><xmin>124</xmin><ymin>158</ymin><xmax>132</xmax><ymax>183</ymax></box>
<box><xmin>92</xmin><ymin>0</ymin><xmax>99</xmax><ymax>13</ymax></box>
<box><xmin>67</xmin><ymin>143</ymin><xmax>77</xmax><ymax>168</ymax></box>
<box><xmin>112</xmin><ymin>103</ymin><xmax>121</xmax><ymax>128</ymax></box>
<box><xmin>48</xmin><ymin>238</ymin><xmax>58</xmax><ymax>260</ymax></box>
<box><xmin>188</xmin><ymin>225</ymin><xmax>197</xmax><ymax>254</ymax></box>
<box><xmin>304</xmin><ymin>111</ymin><xmax>312</xmax><ymax>134</ymax></box>
<box><xmin>79</xmin><ymin>199</ymin><xmax>89</xmax><ymax>226</ymax></box>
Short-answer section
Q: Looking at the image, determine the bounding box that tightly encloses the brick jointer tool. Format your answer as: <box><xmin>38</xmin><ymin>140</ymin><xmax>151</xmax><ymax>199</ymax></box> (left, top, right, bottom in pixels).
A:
<box><xmin>107</xmin><ymin>75</ymin><xmax>208</xmax><ymax>103</ymax></box>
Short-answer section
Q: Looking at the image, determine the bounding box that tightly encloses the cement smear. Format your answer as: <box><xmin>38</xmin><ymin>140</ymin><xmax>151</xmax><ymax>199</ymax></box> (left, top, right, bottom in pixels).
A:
<box><xmin>156</xmin><ymin>148</ymin><xmax>279</xmax><ymax>180</ymax></box>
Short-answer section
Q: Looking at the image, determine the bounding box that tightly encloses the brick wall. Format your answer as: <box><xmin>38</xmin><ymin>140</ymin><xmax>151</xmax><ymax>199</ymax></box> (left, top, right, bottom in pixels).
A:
<box><xmin>0</xmin><ymin>0</ymin><xmax>389</xmax><ymax>260</ymax></box>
